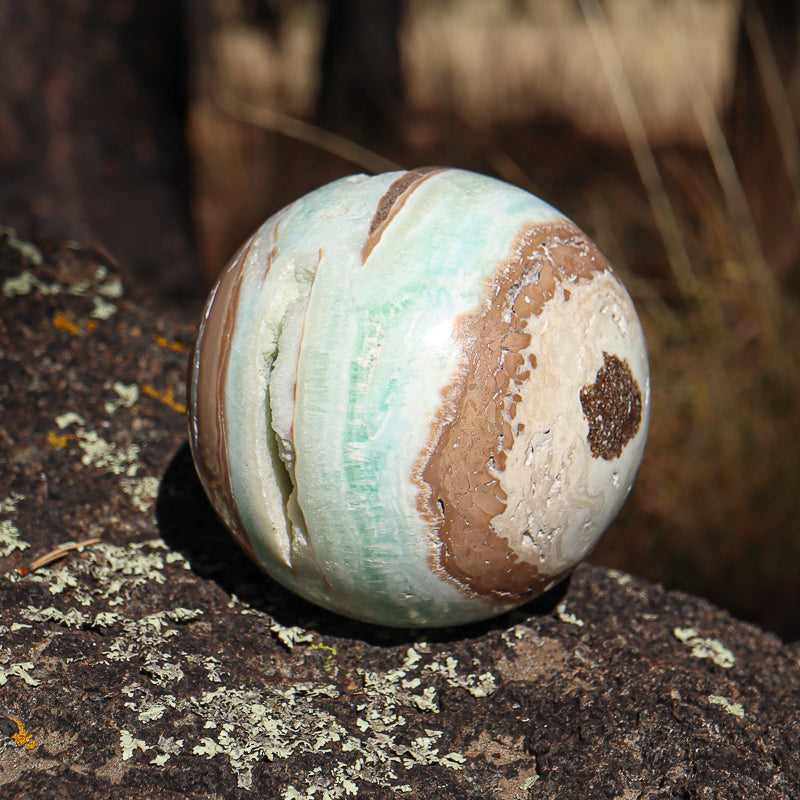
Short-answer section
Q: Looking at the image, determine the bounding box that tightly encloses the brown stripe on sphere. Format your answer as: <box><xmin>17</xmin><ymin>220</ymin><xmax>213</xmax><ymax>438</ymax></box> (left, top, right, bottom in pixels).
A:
<box><xmin>415</xmin><ymin>220</ymin><xmax>612</xmax><ymax>604</ymax></box>
<box><xmin>189</xmin><ymin>238</ymin><xmax>261</xmax><ymax>563</ymax></box>
<box><xmin>362</xmin><ymin>167</ymin><xmax>445</xmax><ymax>263</ymax></box>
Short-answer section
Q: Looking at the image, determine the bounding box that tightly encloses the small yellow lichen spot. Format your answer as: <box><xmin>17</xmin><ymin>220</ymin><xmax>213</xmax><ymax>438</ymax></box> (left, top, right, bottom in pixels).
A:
<box><xmin>309</xmin><ymin>642</ymin><xmax>338</xmax><ymax>656</ymax></box>
<box><xmin>9</xmin><ymin>717</ymin><xmax>36</xmax><ymax>750</ymax></box>
<box><xmin>309</xmin><ymin>642</ymin><xmax>339</xmax><ymax>672</ymax></box>
<box><xmin>153</xmin><ymin>335</ymin><xmax>189</xmax><ymax>353</ymax></box>
<box><xmin>47</xmin><ymin>430</ymin><xmax>74</xmax><ymax>448</ymax></box>
<box><xmin>141</xmin><ymin>385</ymin><xmax>187</xmax><ymax>414</ymax></box>
<box><xmin>52</xmin><ymin>311</ymin><xmax>81</xmax><ymax>335</ymax></box>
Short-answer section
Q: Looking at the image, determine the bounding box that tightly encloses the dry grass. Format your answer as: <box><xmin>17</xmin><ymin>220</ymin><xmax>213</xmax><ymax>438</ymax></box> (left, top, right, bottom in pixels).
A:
<box><xmin>592</xmin><ymin>159</ymin><xmax>800</xmax><ymax>637</ymax></box>
<box><xmin>569</xmin><ymin>1</ymin><xmax>800</xmax><ymax>637</ymax></box>
<box><xmin>189</xmin><ymin>0</ymin><xmax>800</xmax><ymax>638</ymax></box>
<box><xmin>402</xmin><ymin>0</ymin><xmax>739</xmax><ymax>143</ymax></box>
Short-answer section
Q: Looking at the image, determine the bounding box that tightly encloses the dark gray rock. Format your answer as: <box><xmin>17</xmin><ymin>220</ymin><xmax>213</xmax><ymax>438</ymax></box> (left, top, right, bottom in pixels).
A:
<box><xmin>1</xmin><ymin>230</ymin><xmax>798</xmax><ymax>799</ymax></box>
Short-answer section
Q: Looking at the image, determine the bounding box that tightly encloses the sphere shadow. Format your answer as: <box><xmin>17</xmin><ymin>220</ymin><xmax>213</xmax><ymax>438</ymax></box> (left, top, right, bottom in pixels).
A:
<box><xmin>157</xmin><ymin>443</ymin><xmax>569</xmax><ymax>647</ymax></box>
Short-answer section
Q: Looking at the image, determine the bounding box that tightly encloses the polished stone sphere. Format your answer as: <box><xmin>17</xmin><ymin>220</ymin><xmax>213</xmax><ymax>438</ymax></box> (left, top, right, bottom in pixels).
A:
<box><xmin>188</xmin><ymin>168</ymin><xmax>650</xmax><ymax>627</ymax></box>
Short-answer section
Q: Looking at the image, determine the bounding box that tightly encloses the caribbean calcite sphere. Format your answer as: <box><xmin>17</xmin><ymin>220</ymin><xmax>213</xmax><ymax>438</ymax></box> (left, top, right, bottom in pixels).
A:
<box><xmin>188</xmin><ymin>167</ymin><xmax>650</xmax><ymax>628</ymax></box>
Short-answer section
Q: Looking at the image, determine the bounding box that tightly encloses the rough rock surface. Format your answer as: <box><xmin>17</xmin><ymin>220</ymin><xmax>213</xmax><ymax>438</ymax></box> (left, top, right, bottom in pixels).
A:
<box><xmin>1</xmin><ymin>229</ymin><xmax>798</xmax><ymax>799</ymax></box>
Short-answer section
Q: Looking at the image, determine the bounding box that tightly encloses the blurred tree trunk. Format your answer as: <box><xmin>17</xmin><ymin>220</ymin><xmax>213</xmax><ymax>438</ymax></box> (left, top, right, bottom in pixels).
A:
<box><xmin>0</xmin><ymin>0</ymin><xmax>199</xmax><ymax>312</ymax></box>
<box><xmin>185</xmin><ymin>0</ymin><xmax>407</xmax><ymax>282</ymax></box>
<box><xmin>316</xmin><ymin>0</ymin><xmax>404</xmax><ymax>145</ymax></box>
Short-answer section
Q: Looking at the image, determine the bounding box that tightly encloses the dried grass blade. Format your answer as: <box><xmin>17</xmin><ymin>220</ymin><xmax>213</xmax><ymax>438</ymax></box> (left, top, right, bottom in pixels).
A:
<box><xmin>215</xmin><ymin>92</ymin><xmax>401</xmax><ymax>175</ymax></box>
<box><xmin>686</xmin><ymin>66</ymin><xmax>781</xmax><ymax>341</ymax></box>
<box><xmin>20</xmin><ymin>537</ymin><xmax>103</xmax><ymax>574</ymax></box>
<box><xmin>744</xmin><ymin>2</ymin><xmax>800</xmax><ymax>215</ymax></box>
<box><xmin>578</xmin><ymin>0</ymin><xmax>697</xmax><ymax>301</ymax></box>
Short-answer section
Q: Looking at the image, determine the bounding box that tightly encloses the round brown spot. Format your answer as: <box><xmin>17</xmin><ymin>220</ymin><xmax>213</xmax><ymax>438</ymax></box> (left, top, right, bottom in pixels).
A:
<box><xmin>580</xmin><ymin>353</ymin><xmax>642</xmax><ymax>460</ymax></box>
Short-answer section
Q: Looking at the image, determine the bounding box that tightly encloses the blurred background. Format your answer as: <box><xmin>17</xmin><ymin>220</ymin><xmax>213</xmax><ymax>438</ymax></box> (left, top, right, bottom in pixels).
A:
<box><xmin>1</xmin><ymin>0</ymin><xmax>798</xmax><ymax>638</ymax></box>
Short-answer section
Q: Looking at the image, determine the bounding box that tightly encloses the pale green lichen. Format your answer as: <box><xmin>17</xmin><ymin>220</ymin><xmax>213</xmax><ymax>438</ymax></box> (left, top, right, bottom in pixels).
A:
<box><xmin>52</xmin><ymin>412</ymin><xmax>141</xmax><ymax>475</ymax></box>
<box><xmin>120</xmin><ymin>476</ymin><xmax>160</xmax><ymax>513</ymax></box>
<box><xmin>284</xmin><ymin>763</ymin><xmax>361</xmax><ymax>799</ymax></box>
<box><xmin>51</xmin><ymin>414</ymin><xmax>162</xmax><ymax>511</ymax></box>
<box><xmin>0</xmin><ymin>493</ymin><xmax>29</xmax><ymax>557</ymax></box>
<box><xmin>41</xmin><ymin>565</ymin><xmax>80</xmax><ymax>596</ymax></box>
<box><xmin>673</xmin><ymin>627</ymin><xmax>735</xmax><ymax>669</ymax></box>
<box><xmin>708</xmin><ymin>694</ymin><xmax>745</xmax><ymax>718</ymax></box>
<box><xmin>184</xmin><ymin>683</ymin><xmax>345</xmax><ymax>789</ymax></box>
<box><xmin>15</xmin><ymin>578</ymin><xmax>493</xmax><ymax>798</ymax></box>
<box><xmin>104</xmin><ymin>382</ymin><xmax>140</xmax><ymax>415</ymax></box>
<box><xmin>356</xmin><ymin>645</ymin><xmax>498</xmax><ymax>724</ymax></box>
<box><xmin>74</xmin><ymin>428</ymin><xmax>140</xmax><ymax>476</ymax></box>
<box><xmin>270</xmin><ymin>621</ymin><xmax>316</xmax><ymax>650</ymax></box>
<box><xmin>424</xmin><ymin>655</ymin><xmax>497</xmax><ymax>698</ymax></box>
<box><xmin>101</xmin><ymin>609</ymin><xmax>204</xmax><ymax>666</ymax></box>
<box><xmin>10</xmin><ymin>533</ymin><xmax>496</xmax><ymax>797</ymax></box>
<box><xmin>20</xmin><ymin>541</ymin><xmax>190</xmax><ymax>607</ymax></box>
<box><xmin>142</xmin><ymin>658</ymin><xmax>186</xmax><ymax>686</ymax></box>
<box><xmin>0</xmin><ymin>519</ymin><xmax>30</xmax><ymax>557</ymax></box>
<box><xmin>90</xmin><ymin>295</ymin><xmax>118</xmax><ymax>320</ymax></box>
<box><xmin>1</xmin><ymin>261</ymin><xmax>122</xmax><ymax>300</ymax></box>
<box><xmin>555</xmin><ymin>599</ymin><xmax>585</xmax><ymax>627</ymax></box>
<box><xmin>185</xmin><ymin>654</ymin><xmax>225</xmax><ymax>684</ymax></box>
<box><xmin>0</xmin><ymin>660</ymin><xmax>40</xmax><ymax>687</ymax></box>
<box><xmin>20</xmin><ymin>606</ymin><xmax>109</xmax><ymax>628</ymax></box>
<box><xmin>18</xmin><ymin>606</ymin><xmax>200</xmax><ymax>703</ymax></box>
<box><xmin>55</xmin><ymin>412</ymin><xmax>86</xmax><ymax>429</ymax></box>
<box><xmin>0</xmin><ymin>492</ymin><xmax>26</xmax><ymax>515</ymax></box>
<box><xmin>501</xmin><ymin>624</ymin><xmax>530</xmax><ymax>646</ymax></box>
<box><xmin>2</xmin><ymin>270</ymin><xmax>43</xmax><ymax>296</ymax></box>
<box><xmin>149</xmin><ymin>735</ymin><xmax>185</xmax><ymax>766</ymax></box>
<box><xmin>128</xmin><ymin>701</ymin><xmax>170</xmax><ymax>723</ymax></box>
<box><xmin>113</xmin><ymin>638</ymin><xmax>489</xmax><ymax>795</ymax></box>
<box><xmin>0</xmin><ymin>227</ymin><xmax>44</xmax><ymax>266</ymax></box>
<box><xmin>97</xmin><ymin>276</ymin><xmax>124</xmax><ymax>298</ymax></box>
<box><xmin>606</xmin><ymin>568</ymin><xmax>633</xmax><ymax>586</ymax></box>
<box><xmin>120</xmin><ymin>730</ymin><xmax>150</xmax><ymax>761</ymax></box>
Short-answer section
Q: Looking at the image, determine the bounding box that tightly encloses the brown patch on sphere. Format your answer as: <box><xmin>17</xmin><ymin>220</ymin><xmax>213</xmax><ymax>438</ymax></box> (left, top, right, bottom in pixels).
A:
<box><xmin>414</xmin><ymin>219</ymin><xmax>613</xmax><ymax>605</ymax></box>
